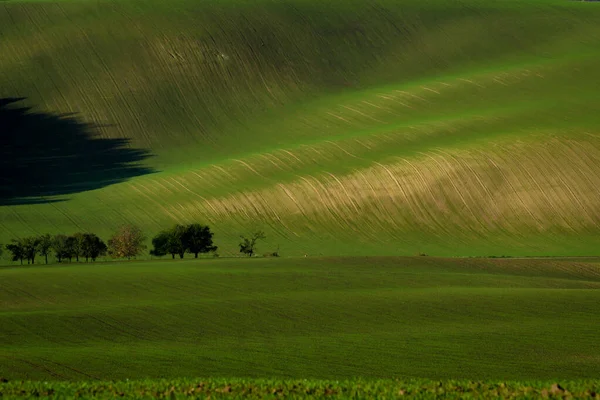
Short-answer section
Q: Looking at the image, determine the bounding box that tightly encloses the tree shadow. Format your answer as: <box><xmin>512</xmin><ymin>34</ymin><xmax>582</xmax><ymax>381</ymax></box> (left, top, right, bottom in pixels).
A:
<box><xmin>0</xmin><ymin>98</ymin><xmax>156</xmax><ymax>205</ymax></box>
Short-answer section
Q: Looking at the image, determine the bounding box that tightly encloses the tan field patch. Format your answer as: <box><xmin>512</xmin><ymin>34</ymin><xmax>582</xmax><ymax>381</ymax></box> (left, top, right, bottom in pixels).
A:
<box><xmin>184</xmin><ymin>136</ymin><xmax>600</xmax><ymax>238</ymax></box>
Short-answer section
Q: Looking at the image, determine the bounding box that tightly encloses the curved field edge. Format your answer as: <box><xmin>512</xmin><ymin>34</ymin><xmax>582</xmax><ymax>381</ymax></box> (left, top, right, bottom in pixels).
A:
<box><xmin>1</xmin><ymin>378</ymin><xmax>600</xmax><ymax>399</ymax></box>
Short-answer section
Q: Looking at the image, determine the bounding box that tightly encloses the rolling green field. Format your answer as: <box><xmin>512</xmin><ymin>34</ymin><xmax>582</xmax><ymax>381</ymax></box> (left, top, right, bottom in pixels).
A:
<box><xmin>3</xmin><ymin>1</ymin><xmax>600</xmax><ymax>396</ymax></box>
<box><xmin>2</xmin><ymin>257</ymin><xmax>600</xmax><ymax>382</ymax></box>
<box><xmin>2</xmin><ymin>0</ymin><xmax>600</xmax><ymax>258</ymax></box>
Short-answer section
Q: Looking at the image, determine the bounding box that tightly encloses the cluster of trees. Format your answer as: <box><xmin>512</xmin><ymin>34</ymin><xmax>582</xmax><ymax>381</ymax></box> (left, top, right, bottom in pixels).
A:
<box><xmin>150</xmin><ymin>224</ymin><xmax>217</xmax><ymax>259</ymax></box>
<box><xmin>3</xmin><ymin>233</ymin><xmax>107</xmax><ymax>265</ymax></box>
<box><xmin>149</xmin><ymin>226</ymin><xmax>269</xmax><ymax>259</ymax></box>
<box><xmin>1</xmin><ymin>224</ymin><xmax>270</xmax><ymax>265</ymax></box>
<box><xmin>1</xmin><ymin>225</ymin><xmax>151</xmax><ymax>265</ymax></box>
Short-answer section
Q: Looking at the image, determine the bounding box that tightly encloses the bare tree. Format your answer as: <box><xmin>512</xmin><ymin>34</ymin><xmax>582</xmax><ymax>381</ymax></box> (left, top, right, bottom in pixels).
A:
<box><xmin>239</xmin><ymin>231</ymin><xmax>266</xmax><ymax>257</ymax></box>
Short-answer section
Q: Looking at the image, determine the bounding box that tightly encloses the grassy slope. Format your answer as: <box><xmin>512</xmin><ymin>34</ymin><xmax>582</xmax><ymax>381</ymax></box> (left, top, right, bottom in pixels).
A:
<box><xmin>1</xmin><ymin>0</ymin><xmax>600</xmax><ymax>257</ymax></box>
<box><xmin>2</xmin><ymin>257</ymin><xmax>600</xmax><ymax>381</ymax></box>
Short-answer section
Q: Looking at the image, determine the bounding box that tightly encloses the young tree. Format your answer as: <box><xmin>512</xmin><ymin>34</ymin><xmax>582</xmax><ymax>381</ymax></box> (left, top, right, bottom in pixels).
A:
<box><xmin>108</xmin><ymin>225</ymin><xmax>147</xmax><ymax>260</ymax></box>
<box><xmin>239</xmin><ymin>231</ymin><xmax>266</xmax><ymax>257</ymax></box>
<box><xmin>5</xmin><ymin>240</ymin><xmax>25</xmax><ymax>265</ymax></box>
<box><xmin>81</xmin><ymin>233</ymin><xmax>107</xmax><ymax>262</ymax></box>
<box><xmin>37</xmin><ymin>234</ymin><xmax>53</xmax><ymax>264</ymax></box>
<box><xmin>52</xmin><ymin>234</ymin><xmax>69</xmax><ymax>263</ymax></box>
<box><xmin>22</xmin><ymin>236</ymin><xmax>41</xmax><ymax>264</ymax></box>
<box><xmin>183</xmin><ymin>224</ymin><xmax>217</xmax><ymax>258</ymax></box>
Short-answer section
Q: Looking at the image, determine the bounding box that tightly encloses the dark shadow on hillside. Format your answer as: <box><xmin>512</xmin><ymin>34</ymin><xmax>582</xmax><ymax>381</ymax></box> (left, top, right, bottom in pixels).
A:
<box><xmin>0</xmin><ymin>98</ymin><xmax>155</xmax><ymax>205</ymax></box>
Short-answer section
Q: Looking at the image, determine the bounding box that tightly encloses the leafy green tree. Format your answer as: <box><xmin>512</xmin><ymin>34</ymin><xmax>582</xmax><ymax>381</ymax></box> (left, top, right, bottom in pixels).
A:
<box><xmin>37</xmin><ymin>234</ymin><xmax>53</xmax><ymax>264</ymax></box>
<box><xmin>150</xmin><ymin>226</ymin><xmax>189</xmax><ymax>259</ymax></box>
<box><xmin>5</xmin><ymin>240</ymin><xmax>25</xmax><ymax>265</ymax></box>
<box><xmin>108</xmin><ymin>225</ymin><xmax>146</xmax><ymax>260</ymax></box>
<box><xmin>150</xmin><ymin>231</ymin><xmax>170</xmax><ymax>258</ymax></box>
<box><xmin>65</xmin><ymin>236</ymin><xmax>78</xmax><ymax>262</ymax></box>
<box><xmin>239</xmin><ymin>231</ymin><xmax>266</xmax><ymax>257</ymax></box>
<box><xmin>183</xmin><ymin>224</ymin><xmax>217</xmax><ymax>258</ymax></box>
<box><xmin>168</xmin><ymin>224</ymin><xmax>187</xmax><ymax>259</ymax></box>
<box><xmin>70</xmin><ymin>232</ymin><xmax>85</xmax><ymax>262</ymax></box>
<box><xmin>13</xmin><ymin>236</ymin><xmax>39</xmax><ymax>264</ymax></box>
<box><xmin>21</xmin><ymin>236</ymin><xmax>41</xmax><ymax>264</ymax></box>
<box><xmin>81</xmin><ymin>233</ymin><xmax>108</xmax><ymax>262</ymax></box>
<box><xmin>52</xmin><ymin>234</ymin><xmax>71</xmax><ymax>263</ymax></box>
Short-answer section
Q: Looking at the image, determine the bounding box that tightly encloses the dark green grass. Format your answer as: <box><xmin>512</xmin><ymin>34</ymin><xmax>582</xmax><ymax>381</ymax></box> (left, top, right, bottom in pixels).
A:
<box><xmin>2</xmin><ymin>378</ymin><xmax>600</xmax><ymax>399</ymax></box>
<box><xmin>2</xmin><ymin>257</ymin><xmax>600</xmax><ymax>381</ymax></box>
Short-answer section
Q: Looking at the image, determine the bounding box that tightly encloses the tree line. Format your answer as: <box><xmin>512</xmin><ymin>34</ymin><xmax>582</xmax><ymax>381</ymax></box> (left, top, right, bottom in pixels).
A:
<box><xmin>3</xmin><ymin>233</ymin><xmax>107</xmax><ymax>265</ymax></box>
<box><xmin>1</xmin><ymin>224</ymin><xmax>270</xmax><ymax>265</ymax></box>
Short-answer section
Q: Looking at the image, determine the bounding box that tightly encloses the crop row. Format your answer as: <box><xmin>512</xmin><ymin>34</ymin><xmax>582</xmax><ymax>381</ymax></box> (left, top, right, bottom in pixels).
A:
<box><xmin>1</xmin><ymin>378</ymin><xmax>599</xmax><ymax>399</ymax></box>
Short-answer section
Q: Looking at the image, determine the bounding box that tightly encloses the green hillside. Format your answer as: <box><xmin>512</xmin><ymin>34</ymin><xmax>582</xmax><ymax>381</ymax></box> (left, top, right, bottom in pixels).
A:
<box><xmin>1</xmin><ymin>0</ymin><xmax>600</xmax><ymax>257</ymax></box>
<box><xmin>2</xmin><ymin>257</ymin><xmax>600</xmax><ymax>381</ymax></box>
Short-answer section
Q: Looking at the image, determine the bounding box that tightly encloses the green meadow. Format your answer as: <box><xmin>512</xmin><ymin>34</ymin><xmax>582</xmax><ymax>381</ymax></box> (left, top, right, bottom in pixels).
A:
<box><xmin>1</xmin><ymin>0</ymin><xmax>600</xmax><ymax>257</ymax></box>
<box><xmin>2</xmin><ymin>257</ymin><xmax>600</xmax><ymax>381</ymax></box>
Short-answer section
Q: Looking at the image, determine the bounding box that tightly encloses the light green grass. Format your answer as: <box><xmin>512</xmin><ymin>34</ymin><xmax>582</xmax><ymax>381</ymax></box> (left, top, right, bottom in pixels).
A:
<box><xmin>1</xmin><ymin>0</ymin><xmax>600</xmax><ymax>258</ymax></box>
<box><xmin>2</xmin><ymin>257</ymin><xmax>600</xmax><ymax>381</ymax></box>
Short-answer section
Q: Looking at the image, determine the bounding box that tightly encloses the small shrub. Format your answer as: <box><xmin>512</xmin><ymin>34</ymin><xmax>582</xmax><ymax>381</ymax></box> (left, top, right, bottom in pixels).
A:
<box><xmin>263</xmin><ymin>251</ymin><xmax>280</xmax><ymax>258</ymax></box>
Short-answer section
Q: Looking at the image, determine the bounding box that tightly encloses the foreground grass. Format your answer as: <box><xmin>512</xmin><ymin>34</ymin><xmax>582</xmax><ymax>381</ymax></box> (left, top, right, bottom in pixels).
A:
<box><xmin>2</xmin><ymin>378</ymin><xmax>600</xmax><ymax>399</ymax></box>
<box><xmin>2</xmin><ymin>257</ymin><xmax>600</xmax><ymax>381</ymax></box>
